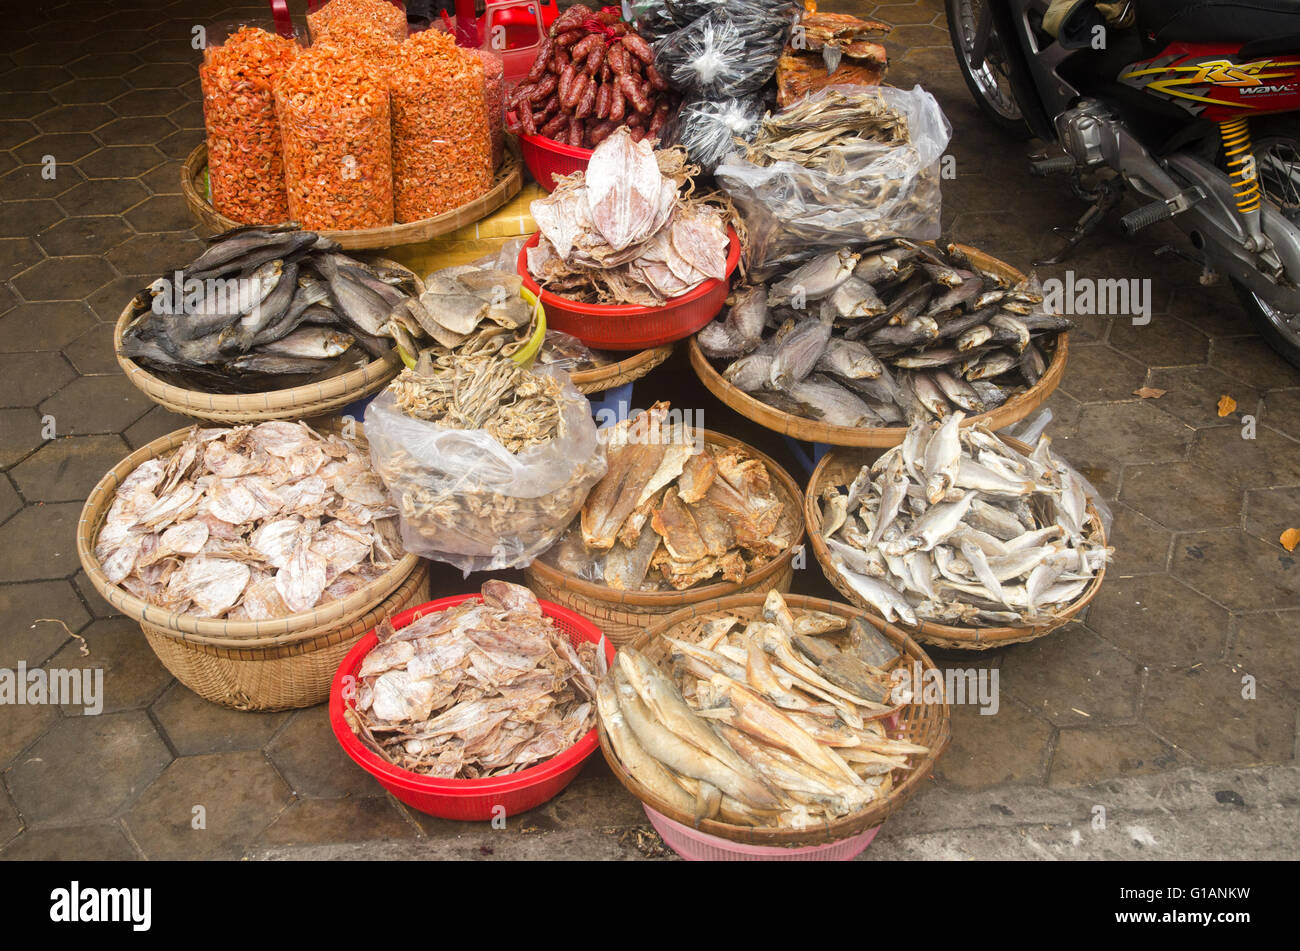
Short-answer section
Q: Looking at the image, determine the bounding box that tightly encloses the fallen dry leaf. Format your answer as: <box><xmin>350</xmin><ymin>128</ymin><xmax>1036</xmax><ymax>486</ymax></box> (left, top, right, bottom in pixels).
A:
<box><xmin>1134</xmin><ymin>387</ymin><xmax>1166</xmax><ymax>399</ymax></box>
<box><xmin>1217</xmin><ymin>394</ymin><xmax>1237</xmax><ymax>417</ymax></box>
<box><xmin>1282</xmin><ymin>528</ymin><xmax>1300</xmax><ymax>553</ymax></box>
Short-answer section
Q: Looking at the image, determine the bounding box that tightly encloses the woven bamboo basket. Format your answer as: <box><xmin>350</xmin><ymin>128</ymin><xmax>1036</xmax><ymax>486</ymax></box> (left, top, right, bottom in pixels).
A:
<box><xmin>114</xmin><ymin>257</ymin><xmax>421</xmax><ymax>424</ymax></box>
<box><xmin>182</xmin><ymin>140</ymin><xmax>524</xmax><ymax>250</ymax></box>
<box><xmin>599</xmin><ymin>592</ymin><xmax>951</xmax><ymax>848</ymax></box>
<box><xmin>688</xmin><ymin>244</ymin><xmax>1068</xmax><ymax>448</ymax></box>
<box><xmin>77</xmin><ymin>419</ymin><xmax>426</xmax><ymax>709</ymax></box>
<box><xmin>805</xmin><ymin>438</ymin><xmax>1108</xmax><ymax>650</ymax></box>
<box><xmin>524</xmin><ymin>431</ymin><xmax>805</xmax><ymax>647</ymax></box>
<box><xmin>571</xmin><ymin>344</ymin><xmax>673</xmax><ymax>394</ymax></box>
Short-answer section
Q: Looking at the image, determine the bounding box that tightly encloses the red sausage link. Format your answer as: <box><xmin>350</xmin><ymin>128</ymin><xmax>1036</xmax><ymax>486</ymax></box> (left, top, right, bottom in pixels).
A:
<box><xmin>563</xmin><ymin>70</ymin><xmax>587</xmax><ymax>109</ymax></box>
<box><xmin>558</xmin><ymin>63</ymin><xmax>575</xmax><ymax>106</ymax></box>
<box><xmin>622</xmin><ymin>34</ymin><xmax>654</xmax><ymax>64</ymax></box>
<box><xmin>567</xmin><ymin>117</ymin><xmax>584</xmax><ymax>147</ymax></box>
<box><xmin>530</xmin><ymin>73</ymin><xmax>558</xmax><ymax>102</ymax></box>
<box><xmin>570</xmin><ymin>33</ymin><xmax>602</xmax><ymax>61</ymax></box>
<box><xmin>555</xmin><ymin>29</ymin><xmax>584</xmax><ymax>47</ymax></box>
<box><xmin>527</xmin><ymin>37</ymin><xmax>554</xmax><ymax>82</ymax></box>
<box><xmin>520</xmin><ymin>100</ymin><xmax>538</xmax><ymax>135</ymax></box>
<box><xmin>576</xmin><ymin>79</ymin><xmax>597</xmax><ymax>119</ymax></box>
<box><xmin>645</xmin><ymin>64</ymin><xmax>668</xmax><ymax>91</ymax></box>
<box><xmin>608</xmin><ymin>82</ymin><xmax>625</xmax><ymax>121</ymax></box>
<box><xmin>541</xmin><ymin>112</ymin><xmax>569</xmax><ymax>139</ymax></box>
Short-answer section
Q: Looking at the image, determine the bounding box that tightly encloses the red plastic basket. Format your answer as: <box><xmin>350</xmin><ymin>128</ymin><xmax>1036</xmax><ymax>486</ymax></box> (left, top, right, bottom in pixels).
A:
<box><xmin>516</xmin><ymin>127</ymin><xmax>592</xmax><ymax>191</ymax></box>
<box><xmin>329</xmin><ymin>593</ymin><xmax>613</xmax><ymax>821</ymax></box>
<box><xmin>517</xmin><ymin>228</ymin><xmax>740</xmax><ymax>350</ymax></box>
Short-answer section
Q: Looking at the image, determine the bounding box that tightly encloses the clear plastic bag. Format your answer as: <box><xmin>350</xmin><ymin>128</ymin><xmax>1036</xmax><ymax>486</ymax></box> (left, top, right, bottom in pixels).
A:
<box><xmin>664</xmin><ymin>94</ymin><xmax>765</xmax><ymax>172</ymax></box>
<box><xmin>363</xmin><ymin>368</ymin><xmax>607</xmax><ymax>574</ymax></box>
<box><xmin>651</xmin><ymin>1</ymin><xmax>799</xmax><ymax>99</ymax></box>
<box><xmin>715</xmin><ymin>84</ymin><xmax>951</xmax><ymax>276</ymax></box>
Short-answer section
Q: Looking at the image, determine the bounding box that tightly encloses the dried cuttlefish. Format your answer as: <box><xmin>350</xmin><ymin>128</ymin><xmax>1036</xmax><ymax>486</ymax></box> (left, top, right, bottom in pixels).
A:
<box><xmin>92</xmin><ymin>421</ymin><xmax>402</xmax><ymax>619</ymax></box>
<box><xmin>346</xmin><ymin>580</ymin><xmax>599</xmax><ymax>778</ymax></box>
<box><xmin>527</xmin><ymin>127</ymin><xmax>731</xmax><ymax>306</ymax></box>
<box><xmin>597</xmin><ymin>591</ymin><xmax>927</xmax><ymax>829</ymax></box>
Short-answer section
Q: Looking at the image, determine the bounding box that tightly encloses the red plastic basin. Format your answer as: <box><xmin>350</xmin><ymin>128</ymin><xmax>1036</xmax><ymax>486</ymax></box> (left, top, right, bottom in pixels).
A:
<box><xmin>329</xmin><ymin>593</ymin><xmax>613</xmax><ymax>821</ymax></box>
<box><xmin>517</xmin><ymin>228</ymin><xmax>741</xmax><ymax>350</ymax></box>
<box><xmin>517</xmin><ymin>127</ymin><xmax>592</xmax><ymax>191</ymax></box>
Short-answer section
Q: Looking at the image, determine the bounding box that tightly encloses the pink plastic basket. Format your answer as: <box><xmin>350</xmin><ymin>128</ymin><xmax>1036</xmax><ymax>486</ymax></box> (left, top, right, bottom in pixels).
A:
<box><xmin>644</xmin><ymin>806</ymin><xmax>882</xmax><ymax>861</ymax></box>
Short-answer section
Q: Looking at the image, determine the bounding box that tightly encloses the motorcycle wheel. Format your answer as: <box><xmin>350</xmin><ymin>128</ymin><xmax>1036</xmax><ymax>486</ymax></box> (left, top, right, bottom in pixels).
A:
<box><xmin>945</xmin><ymin>0</ymin><xmax>1031</xmax><ymax>139</ymax></box>
<box><xmin>1230</xmin><ymin>116</ymin><xmax>1300</xmax><ymax>371</ymax></box>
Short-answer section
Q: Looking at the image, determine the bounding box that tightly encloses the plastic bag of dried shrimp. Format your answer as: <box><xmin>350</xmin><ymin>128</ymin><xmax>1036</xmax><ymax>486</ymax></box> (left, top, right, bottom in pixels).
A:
<box><xmin>363</xmin><ymin>365</ymin><xmax>607</xmax><ymax>574</ymax></box>
<box><xmin>715</xmin><ymin>84</ymin><xmax>951</xmax><ymax>276</ymax></box>
<box><xmin>275</xmin><ymin>44</ymin><xmax>394</xmax><ymax>230</ymax></box>
<box><xmin>307</xmin><ymin>0</ymin><xmax>408</xmax><ymax>44</ymax></box>
<box><xmin>199</xmin><ymin>25</ymin><xmax>299</xmax><ymax>225</ymax></box>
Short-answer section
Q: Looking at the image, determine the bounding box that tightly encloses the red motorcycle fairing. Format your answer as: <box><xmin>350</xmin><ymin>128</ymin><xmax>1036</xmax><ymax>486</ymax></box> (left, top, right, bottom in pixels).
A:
<box><xmin>1119</xmin><ymin>44</ymin><xmax>1300</xmax><ymax>120</ymax></box>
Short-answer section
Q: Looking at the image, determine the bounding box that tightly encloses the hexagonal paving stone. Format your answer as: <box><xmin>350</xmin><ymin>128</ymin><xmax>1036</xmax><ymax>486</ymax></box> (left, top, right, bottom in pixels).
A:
<box><xmin>123</xmin><ymin>194</ymin><xmax>196</xmax><ymax>234</ymax></box>
<box><xmin>35</xmin><ymin>216</ymin><xmax>134</xmax><ymax>257</ymax></box>
<box><xmin>139</xmin><ymin>161</ymin><xmax>184</xmax><ymax>196</ymax></box>
<box><xmin>11</xmin><ymin>435</ymin><xmax>130</xmax><ymax>503</ymax></box>
<box><xmin>0</xmin><ymin>579</ymin><xmax>88</xmax><ymax>668</ymax></box>
<box><xmin>1051</xmin><ymin>401</ymin><xmax>1194</xmax><ymax>499</ymax></box>
<box><xmin>268</xmin><ymin>706</ymin><xmax>381</xmax><ymax>799</ymax></box>
<box><xmin>62</xmin><ymin>323</ymin><xmax>120</xmax><ymax>375</ymax></box>
<box><xmin>0</xmin><ymin>300</ymin><xmax>96</xmax><ymax>351</ymax></box>
<box><xmin>1189</xmin><ymin>424</ymin><xmax>1300</xmax><ymax>489</ymax></box>
<box><xmin>0</xmin><ymin>90</ymin><xmax>56</xmax><ymax>119</ymax></box>
<box><xmin>1243</xmin><ymin>487</ymin><xmax>1300</xmax><ymax>549</ymax></box>
<box><xmin>1119</xmin><ymin>461</ymin><xmax>1244</xmax><ymax>532</ymax></box>
<box><xmin>933</xmin><ymin>699</ymin><xmax>1053</xmax><ymax>788</ymax></box>
<box><xmin>1173</xmin><ymin>529</ymin><xmax>1300</xmax><ymax>612</ymax></box>
<box><xmin>1210</xmin><ymin>335</ymin><xmax>1300</xmax><ymax>392</ymax></box>
<box><xmin>0</xmin><ymin>824</ymin><xmax>138</xmax><ymax>861</ymax></box>
<box><xmin>106</xmin><ymin>232</ymin><xmax>203</xmax><ymax>277</ymax></box>
<box><xmin>31</xmin><ymin>103</ymin><xmax>116</xmax><ymax>135</ymax></box>
<box><xmin>0</xmin><ymin>163</ymin><xmax>84</xmax><ymax>202</ymax></box>
<box><xmin>39</xmin><ymin>375</ymin><xmax>154</xmax><ymax>436</ymax></box>
<box><xmin>1087</xmin><ymin>574</ymin><xmax>1229</xmax><ymax>667</ymax></box>
<box><xmin>110</xmin><ymin>88</ymin><xmax>189</xmax><ymax>118</ymax></box>
<box><xmin>4</xmin><ymin>712</ymin><xmax>171</xmax><ymax>825</ymax></box>
<box><xmin>0</xmin><ymin>200</ymin><xmax>65</xmax><ymax>238</ymax></box>
<box><xmin>67</xmin><ymin>52</ymin><xmax>143</xmax><ymax>79</ymax></box>
<box><xmin>0</xmin><ymin>476</ymin><xmax>17</xmax><ymax>522</ymax></box>
<box><xmin>13</xmin><ymin>133</ymin><xmax>101</xmax><ymax>166</ymax></box>
<box><xmin>152</xmin><ymin>683</ymin><xmax>291</xmax><ymax>756</ymax></box>
<box><xmin>1108</xmin><ymin>313</ymin><xmax>1209</xmax><ymax>369</ymax></box>
<box><xmin>1145</xmin><ymin>365</ymin><xmax>1262</xmax><ymax>429</ymax></box>
<box><xmin>1105</xmin><ymin>501</ymin><xmax>1173</xmax><ymax>577</ymax></box>
<box><xmin>55</xmin><ymin>177</ymin><xmax>149</xmax><ymax>216</ymax></box>
<box><xmin>77</xmin><ymin>144</ymin><xmax>166</xmax><ymax>180</ymax></box>
<box><xmin>0</xmin><ymin>236</ymin><xmax>42</xmax><ymax>282</ymax></box>
<box><xmin>0</xmin><ymin>119</ymin><xmax>37</xmax><ymax>150</ymax></box>
<box><xmin>168</xmin><ymin>101</ymin><xmax>204</xmax><ymax>131</ymax></box>
<box><xmin>86</xmin><ymin>274</ymin><xmax>150</xmax><ymax>322</ymax></box>
<box><xmin>96</xmin><ymin>116</ymin><xmax>177</xmax><ymax>147</ymax></box>
<box><xmin>1144</xmin><ymin>663</ymin><xmax>1295</xmax><ymax>766</ymax></box>
<box><xmin>0</xmin><ymin>502</ymin><xmax>83</xmax><ymax>582</ymax></box>
<box><xmin>124</xmin><ymin>62</ymin><xmax>194</xmax><ymax>89</ymax></box>
<box><xmin>1056</xmin><ymin>344</ymin><xmax>1149</xmax><ymax>404</ymax></box>
<box><xmin>0</xmin><ymin>701</ymin><xmax>58</xmax><ymax>773</ymax></box>
<box><xmin>156</xmin><ymin>127</ymin><xmax>203</xmax><ymax>160</ymax></box>
<box><xmin>255</xmin><ymin>797</ymin><xmax>415</xmax><ymax>849</ymax></box>
<box><xmin>125</xmin><ymin>751</ymin><xmax>292</xmax><ymax>860</ymax></box>
<box><xmin>0</xmin><ymin>351</ymin><xmax>75</xmax><ymax>406</ymax></box>
<box><xmin>1262</xmin><ymin>388</ymin><xmax>1300</xmax><ymax>443</ymax></box>
<box><xmin>124</xmin><ymin>405</ymin><xmax>192</xmax><ymax>450</ymax></box>
<box><xmin>4</xmin><ymin>66</ymin><xmax>73</xmax><ymax>93</ymax></box>
<box><xmin>1230</xmin><ymin>610</ymin><xmax>1300</xmax><ymax>700</ymax></box>
<box><xmin>51</xmin><ymin>76</ymin><xmax>132</xmax><ymax>105</ymax></box>
<box><xmin>0</xmin><ymin>788</ymin><xmax>19</xmax><ymax>848</ymax></box>
<box><xmin>11</xmin><ymin>255</ymin><xmax>116</xmax><ymax>301</ymax></box>
<box><xmin>0</xmin><ymin>407</ymin><xmax>44</xmax><ymax>468</ymax></box>
<box><xmin>47</xmin><ymin>617</ymin><xmax>173</xmax><ymax>715</ymax></box>
<box><xmin>1002</xmin><ymin>626</ymin><xmax>1142</xmax><ymax>726</ymax></box>
<box><xmin>1048</xmin><ymin>726</ymin><xmax>1184</xmax><ymax>787</ymax></box>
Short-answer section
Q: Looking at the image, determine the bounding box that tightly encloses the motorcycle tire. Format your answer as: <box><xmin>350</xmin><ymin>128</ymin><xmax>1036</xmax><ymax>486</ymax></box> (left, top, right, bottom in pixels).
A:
<box><xmin>945</xmin><ymin>0</ymin><xmax>1032</xmax><ymax>140</ymax></box>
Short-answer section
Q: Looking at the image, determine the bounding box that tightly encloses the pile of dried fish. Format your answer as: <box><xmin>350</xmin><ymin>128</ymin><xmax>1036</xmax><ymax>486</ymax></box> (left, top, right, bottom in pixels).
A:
<box><xmin>774</xmin><ymin>12</ymin><xmax>890</xmax><ymax>106</ymax></box>
<box><xmin>817</xmin><ymin>414</ymin><xmax>1111</xmax><ymax>628</ymax></box>
<box><xmin>93</xmin><ymin>421</ymin><xmax>402</xmax><ymax>619</ymax></box>
<box><xmin>598</xmin><ymin>591</ymin><xmax>927</xmax><ymax>829</ymax></box>
<box><xmin>697</xmin><ymin>240</ymin><xmax>1071</xmax><ymax>428</ymax></box>
<box><xmin>120</xmin><ymin>224</ymin><xmax>431</xmax><ymax>392</ymax></box>
<box><xmin>395</xmin><ymin>261</ymin><xmax>535</xmax><ymax>364</ymax></box>
<box><xmin>387</xmin><ymin>354</ymin><xmax>564</xmax><ymax>454</ymax></box>
<box><xmin>741</xmin><ymin>87</ymin><xmax>908</xmax><ymax>169</ymax></box>
<box><xmin>542</xmin><ymin>403</ymin><xmax>794</xmax><ymax>591</ymax></box>
<box><xmin>346</xmin><ymin>581</ymin><xmax>599</xmax><ymax>778</ymax></box>
<box><xmin>527</xmin><ymin>127</ymin><xmax>730</xmax><ymax>306</ymax></box>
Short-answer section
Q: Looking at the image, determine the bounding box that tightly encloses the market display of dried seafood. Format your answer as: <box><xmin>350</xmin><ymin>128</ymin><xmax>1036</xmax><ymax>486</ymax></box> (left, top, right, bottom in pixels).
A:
<box><xmin>597</xmin><ymin>590</ymin><xmax>926</xmax><ymax>828</ymax></box>
<box><xmin>91</xmin><ymin>421</ymin><xmax>403</xmax><ymax>620</ymax></box>
<box><xmin>775</xmin><ymin>12</ymin><xmax>890</xmax><ymax>106</ymax></box>
<box><xmin>539</xmin><ymin>402</ymin><xmax>793</xmax><ymax>591</ymax></box>
<box><xmin>696</xmin><ymin>240</ymin><xmax>1070</xmax><ymax>427</ymax></box>
<box><xmin>344</xmin><ymin>581</ymin><xmax>599</xmax><ymax>778</ymax></box>
<box><xmin>526</xmin><ymin>128</ymin><xmax>730</xmax><ymax>305</ymax></box>
<box><xmin>817</xmin><ymin>415</ymin><xmax>1110</xmax><ymax>628</ymax></box>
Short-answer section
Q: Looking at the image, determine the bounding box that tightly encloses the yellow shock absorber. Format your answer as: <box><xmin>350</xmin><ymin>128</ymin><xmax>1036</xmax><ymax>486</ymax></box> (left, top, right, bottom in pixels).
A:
<box><xmin>1220</xmin><ymin>116</ymin><xmax>1266</xmax><ymax>248</ymax></box>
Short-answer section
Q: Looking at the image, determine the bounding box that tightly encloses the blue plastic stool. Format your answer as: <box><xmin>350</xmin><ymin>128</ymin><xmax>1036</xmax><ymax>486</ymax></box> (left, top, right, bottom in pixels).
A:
<box><xmin>338</xmin><ymin>392</ymin><xmax>379</xmax><ymax>423</ymax></box>
<box><xmin>783</xmin><ymin>436</ymin><xmax>831</xmax><ymax>477</ymax></box>
<box><xmin>588</xmin><ymin>381</ymin><xmax>634</xmax><ymax>427</ymax></box>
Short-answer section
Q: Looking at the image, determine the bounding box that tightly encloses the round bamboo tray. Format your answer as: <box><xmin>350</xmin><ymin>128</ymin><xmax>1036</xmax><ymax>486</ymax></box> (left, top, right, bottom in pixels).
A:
<box><xmin>183</xmin><ymin>140</ymin><xmax>524</xmax><ymax>250</ymax></box>
<box><xmin>77</xmin><ymin>420</ymin><xmax>425</xmax><ymax>708</ymax></box>
<box><xmin>570</xmin><ymin>344</ymin><xmax>673</xmax><ymax>395</ymax></box>
<box><xmin>805</xmin><ymin>437</ymin><xmax>1108</xmax><ymax>650</ymax></box>
<box><xmin>599</xmin><ymin>592</ymin><xmax>951</xmax><ymax>848</ymax></box>
<box><xmin>524</xmin><ymin>430</ymin><xmax>805</xmax><ymax>647</ymax></box>
<box><xmin>688</xmin><ymin>244</ymin><xmax>1068</xmax><ymax>448</ymax></box>
<box><xmin>114</xmin><ymin>257</ymin><xmax>421</xmax><ymax>424</ymax></box>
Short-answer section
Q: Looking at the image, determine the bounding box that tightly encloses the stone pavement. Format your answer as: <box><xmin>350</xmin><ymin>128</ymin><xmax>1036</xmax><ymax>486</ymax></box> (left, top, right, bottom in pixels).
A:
<box><xmin>0</xmin><ymin>0</ymin><xmax>1296</xmax><ymax>861</ymax></box>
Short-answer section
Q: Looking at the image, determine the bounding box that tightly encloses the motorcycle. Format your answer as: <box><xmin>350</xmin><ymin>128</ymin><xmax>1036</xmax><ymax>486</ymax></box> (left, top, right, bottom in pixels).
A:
<box><xmin>945</xmin><ymin>0</ymin><xmax>1300</xmax><ymax>368</ymax></box>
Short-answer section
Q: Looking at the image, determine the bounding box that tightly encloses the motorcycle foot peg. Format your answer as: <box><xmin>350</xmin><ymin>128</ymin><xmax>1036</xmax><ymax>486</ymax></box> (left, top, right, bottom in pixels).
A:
<box><xmin>1030</xmin><ymin>155</ymin><xmax>1077</xmax><ymax>177</ymax></box>
<box><xmin>1120</xmin><ymin>187</ymin><xmax>1206</xmax><ymax>236</ymax></box>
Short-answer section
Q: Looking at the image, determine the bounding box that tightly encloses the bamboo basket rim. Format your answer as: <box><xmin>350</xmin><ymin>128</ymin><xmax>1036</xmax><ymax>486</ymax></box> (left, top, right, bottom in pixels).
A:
<box><xmin>687</xmin><ymin>243</ymin><xmax>1068</xmax><ymax>448</ymax></box>
<box><xmin>76</xmin><ymin>418</ymin><xmax>420</xmax><ymax>644</ymax></box>
<box><xmin>114</xmin><ymin>255</ymin><xmax>420</xmax><ymax>419</ymax></box>
<box><xmin>182</xmin><ymin>140</ymin><xmax>524</xmax><ymax>250</ymax></box>
<box><xmin>598</xmin><ymin>592</ymin><xmax>951</xmax><ymax>848</ymax></box>
<box><xmin>524</xmin><ymin>428</ymin><xmax>806</xmax><ymax>607</ymax></box>
<box><xmin>570</xmin><ymin>343</ymin><xmax>674</xmax><ymax>394</ymax></box>
<box><xmin>805</xmin><ymin>436</ymin><xmax>1108</xmax><ymax>649</ymax></box>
